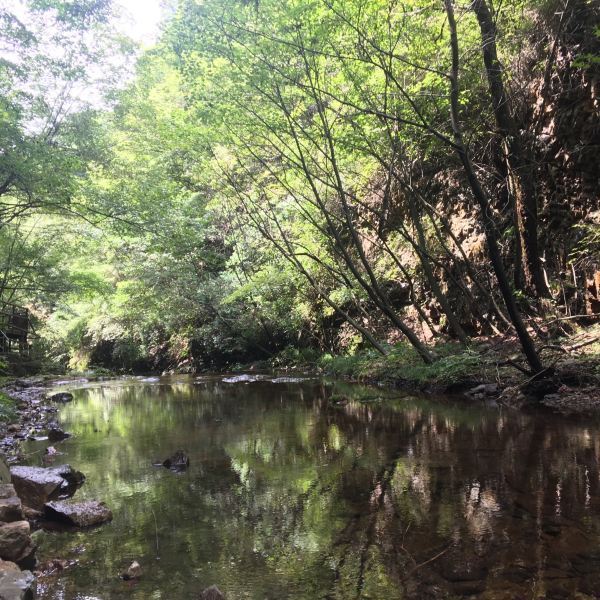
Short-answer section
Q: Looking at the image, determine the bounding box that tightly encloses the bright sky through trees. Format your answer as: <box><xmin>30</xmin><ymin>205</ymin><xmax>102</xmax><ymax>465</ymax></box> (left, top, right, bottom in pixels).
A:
<box><xmin>115</xmin><ymin>0</ymin><xmax>163</xmax><ymax>44</ymax></box>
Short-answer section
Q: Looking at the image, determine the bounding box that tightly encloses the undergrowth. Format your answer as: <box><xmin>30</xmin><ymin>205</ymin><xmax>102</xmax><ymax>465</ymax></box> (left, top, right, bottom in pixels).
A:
<box><xmin>271</xmin><ymin>342</ymin><xmax>485</xmax><ymax>387</ymax></box>
<box><xmin>319</xmin><ymin>344</ymin><xmax>483</xmax><ymax>386</ymax></box>
<box><xmin>0</xmin><ymin>391</ymin><xmax>17</xmax><ymax>423</ymax></box>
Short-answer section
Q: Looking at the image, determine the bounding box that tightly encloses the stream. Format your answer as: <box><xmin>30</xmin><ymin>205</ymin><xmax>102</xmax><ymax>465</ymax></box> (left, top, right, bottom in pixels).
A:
<box><xmin>20</xmin><ymin>376</ymin><xmax>600</xmax><ymax>599</ymax></box>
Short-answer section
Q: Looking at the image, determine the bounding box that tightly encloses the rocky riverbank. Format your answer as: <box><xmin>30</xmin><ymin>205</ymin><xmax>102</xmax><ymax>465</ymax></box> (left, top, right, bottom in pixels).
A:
<box><xmin>0</xmin><ymin>378</ymin><xmax>113</xmax><ymax>599</ymax></box>
<box><xmin>0</xmin><ymin>378</ymin><xmax>70</xmax><ymax>462</ymax></box>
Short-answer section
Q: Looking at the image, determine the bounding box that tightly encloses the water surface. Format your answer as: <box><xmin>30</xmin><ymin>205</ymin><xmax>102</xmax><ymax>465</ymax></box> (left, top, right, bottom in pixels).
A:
<box><xmin>23</xmin><ymin>377</ymin><xmax>600</xmax><ymax>599</ymax></box>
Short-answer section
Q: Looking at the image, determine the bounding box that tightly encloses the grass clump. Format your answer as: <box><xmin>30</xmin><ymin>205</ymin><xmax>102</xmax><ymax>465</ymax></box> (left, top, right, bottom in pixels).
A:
<box><xmin>0</xmin><ymin>391</ymin><xmax>17</xmax><ymax>423</ymax></box>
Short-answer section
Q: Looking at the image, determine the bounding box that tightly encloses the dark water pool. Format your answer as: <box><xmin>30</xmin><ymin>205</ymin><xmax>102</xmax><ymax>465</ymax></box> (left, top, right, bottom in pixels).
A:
<box><xmin>22</xmin><ymin>376</ymin><xmax>600</xmax><ymax>599</ymax></box>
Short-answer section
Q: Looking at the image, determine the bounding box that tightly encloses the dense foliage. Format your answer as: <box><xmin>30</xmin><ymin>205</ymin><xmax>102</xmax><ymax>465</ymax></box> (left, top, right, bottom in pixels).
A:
<box><xmin>0</xmin><ymin>0</ymin><xmax>598</xmax><ymax>375</ymax></box>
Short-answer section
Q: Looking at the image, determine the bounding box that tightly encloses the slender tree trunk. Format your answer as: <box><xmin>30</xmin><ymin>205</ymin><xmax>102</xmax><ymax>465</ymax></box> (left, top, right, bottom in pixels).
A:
<box><xmin>343</xmin><ymin>129</ymin><xmax>468</xmax><ymax>343</ymax></box>
<box><xmin>472</xmin><ymin>0</ymin><xmax>551</xmax><ymax>298</ymax></box>
<box><xmin>444</xmin><ymin>0</ymin><xmax>544</xmax><ymax>374</ymax></box>
<box><xmin>380</xmin><ymin>239</ymin><xmax>438</xmax><ymax>335</ymax></box>
<box><xmin>268</xmin><ymin>216</ymin><xmax>389</xmax><ymax>356</ymax></box>
<box><xmin>406</xmin><ymin>197</ymin><xmax>469</xmax><ymax>343</ymax></box>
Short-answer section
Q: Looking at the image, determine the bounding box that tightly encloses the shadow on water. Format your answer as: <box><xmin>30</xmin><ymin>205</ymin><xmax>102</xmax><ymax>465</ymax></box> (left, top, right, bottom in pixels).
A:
<box><xmin>22</xmin><ymin>377</ymin><xmax>600</xmax><ymax>599</ymax></box>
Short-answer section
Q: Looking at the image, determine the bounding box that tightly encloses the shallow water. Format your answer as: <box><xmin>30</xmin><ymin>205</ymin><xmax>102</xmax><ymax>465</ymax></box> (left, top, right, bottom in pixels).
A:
<box><xmin>21</xmin><ymin>376</ymin><xmax>600</xmax><ymax>599</ymax></box>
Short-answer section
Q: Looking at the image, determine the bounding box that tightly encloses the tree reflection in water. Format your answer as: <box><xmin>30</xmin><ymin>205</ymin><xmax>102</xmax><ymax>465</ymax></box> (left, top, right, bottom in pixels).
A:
<box><xmin>27</xmin><ymin>377</ymin><xmax>600</xmax><ymax>599</ymax></box>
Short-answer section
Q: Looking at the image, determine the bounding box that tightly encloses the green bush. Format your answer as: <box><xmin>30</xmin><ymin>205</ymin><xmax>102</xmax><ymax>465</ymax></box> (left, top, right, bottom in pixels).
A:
<box><xmin>318</xmin><ymin>352</ymin><xmax>375</xmax><ymax>376</ymax></box>
<box><xmin>271</xmin><ymin>346</ymin><xmax>324</xmax><ymax>369</ymax></box>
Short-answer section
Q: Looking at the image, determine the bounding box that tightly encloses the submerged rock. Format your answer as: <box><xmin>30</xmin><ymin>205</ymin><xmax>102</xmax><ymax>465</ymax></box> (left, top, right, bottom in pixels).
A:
<box><xmin>35</xmin><ymin>557</ymin><xmax>75</xmax><ymax>576</ymax></box>
<box><xmin>43</xmin><ymin>500</ymin><xmax>112</xmax><ymax>528</ymax></box>
<box><xmin>47</xmin><ymin>427</ymin><xmax>70</xmax><ymax>442</ymax></box>
<box><xmin>0</xmin><ymin>521</ymin><xmax>36</xmax><ymax>564</ymax></box>
<box><xmin>10</xmin><ymin>465</ymin><xmax>85</xmax><ymax>510</ymax></box>
<box><xmin>42</xmin><ymin>447</ymin><xmax>61</xmax><ymax>465</ymax></box>
<box><xmin>0</xmin><ymin>569</ymin><xmax>35</xmax><ymax>600</ymax></box>
<box><xmin>47</xmin><ymin>392</ymin><xmax>73</xmax><ymax>403</ymax></box>
<box><xmin>200</xmin><ymin>585</ymin><xmax>226</xmax><ymax>599</ymax></box>
<box><xmin>121</xmin><ymin>560</ymin><xmax>142</xmax><ymax>580</ymax></box>
<box><xmin>162</xmin><ymin>451</ymin><xmax>189</xmax><ymax>471</ymax></box>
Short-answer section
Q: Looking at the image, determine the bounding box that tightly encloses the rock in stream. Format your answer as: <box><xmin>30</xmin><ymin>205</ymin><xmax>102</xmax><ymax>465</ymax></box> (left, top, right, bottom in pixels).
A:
<box><xmin>47</xmin><ymin>392</ymin><xmax>73</xmax><ymax>403</ymax></box>
<box><xmin>43</xmin><ymin>500</ymin><xmax>112</xmax><ymax>528</ymax></box>
<box><xmin>0</xmin><ymin>484</ymin><xmax>36</xmax><ymax>568</ymax></box>
<box><xmin>0</xmin><ymin>521</ymin><xmax>36</xmax><ymax>565</ymax></box>
<box><xmin>121</xmin><ymin>560</ymin><xmax>142</xmax><ymax>580</ymax></box>
<box><xmin>0</xmin><ymin>567</ymin><xmax>35</xmax><ymax>600</ymax></box>
<box><xmin>162</xmin><ymin>451</ymin><xmax>189</xmax><ymax>472</ymax></box>
<box><xmin>46</xmin><ymin>427</ymin><xmax>70</xmax><ymax>442</ymax></box>
<box><xmin>0</xmin><ymin>485</ymin><xmax>24</xmax><ymax>523</ymax></box>
<box><xmin>10</xmin><ymin>465</ymin><xmax>85</xmax><ymax>510</ymax></box>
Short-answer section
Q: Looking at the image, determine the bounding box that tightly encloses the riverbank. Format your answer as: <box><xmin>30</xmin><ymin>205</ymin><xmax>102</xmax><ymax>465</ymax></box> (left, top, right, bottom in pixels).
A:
<box><xmin>1</xmin><ymin>322</ymin><xmax>599</xmax><ymax>430</ymax></box>
<box><xmin>0</xmin><ymin>377</ymin><xmax>120</xmax><ymax>599</ymax></box>
<box><xmin>263</xmin><ymin>323</ymin><xmax>600</xmax><ymax>414</ymax></box>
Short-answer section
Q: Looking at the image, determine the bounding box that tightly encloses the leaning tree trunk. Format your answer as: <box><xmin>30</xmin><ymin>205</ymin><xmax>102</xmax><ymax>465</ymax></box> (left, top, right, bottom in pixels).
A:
<box><xmin>443</xmin><ymin>0</ymin><xmax>544</xmax><ymax>374</ymax></box>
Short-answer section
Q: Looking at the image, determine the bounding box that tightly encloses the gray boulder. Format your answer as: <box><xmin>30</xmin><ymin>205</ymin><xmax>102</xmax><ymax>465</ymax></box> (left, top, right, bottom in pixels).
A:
<box><xmin>44</xmin><ymin>500</ymin><xmax>112</xmax><ymax>528</ymax></box>
<box><xmin>0</xmin><ymin>561</ymin><xmax>20</xmax><ymax>573</ymax></box>
<box><xmin>10</xmin><ymin>465</ymin><xmax>85</xmax><ymax>510</ymax></box>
